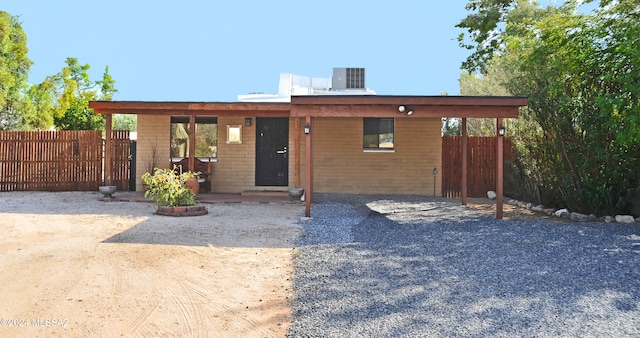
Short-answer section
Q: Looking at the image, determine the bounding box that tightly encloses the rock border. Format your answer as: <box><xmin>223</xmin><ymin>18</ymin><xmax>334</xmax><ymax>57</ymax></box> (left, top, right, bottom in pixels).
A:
<box><xmin>487</xmin><ymin>190</ymin><xmax>638</xmax><ymax>224</ymax></box>
<box><xmin>156</xmin><ymin>205</ymin><xmax>208</xmax><ymax>217</ymax></box>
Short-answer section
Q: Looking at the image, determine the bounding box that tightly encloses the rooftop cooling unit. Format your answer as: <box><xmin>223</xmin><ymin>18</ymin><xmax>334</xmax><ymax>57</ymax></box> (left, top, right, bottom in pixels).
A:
<box><xmin>332</xmin><ymin>68</ymin><xmax>365</xmax><ymax>90</ymax></box>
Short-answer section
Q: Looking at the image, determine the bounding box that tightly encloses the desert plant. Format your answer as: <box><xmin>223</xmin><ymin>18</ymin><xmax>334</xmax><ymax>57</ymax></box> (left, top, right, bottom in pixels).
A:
<box><xmin>143</xmin><ymin>141</ymin><xmax>159</xmax><ymax>174</ymax></box>
<box><xmin>141</xmin><ymin>167</ymin><xmax>199</xmax><ymax>207</ymax></box>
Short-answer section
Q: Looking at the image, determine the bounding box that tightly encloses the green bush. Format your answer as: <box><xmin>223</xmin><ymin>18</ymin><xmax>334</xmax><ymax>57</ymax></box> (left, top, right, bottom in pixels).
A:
<box><xmin>141</xmin><ymin>167</ymin><xmax>199</xmax><ymax>207</ymax></box>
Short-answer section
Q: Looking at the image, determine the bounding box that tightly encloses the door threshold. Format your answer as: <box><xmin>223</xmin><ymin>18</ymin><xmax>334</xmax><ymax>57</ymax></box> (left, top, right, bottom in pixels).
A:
<box><xmin>241</xmin><ymin>190</ymin><xmax>288</xmax><ymax>197</ymax></box>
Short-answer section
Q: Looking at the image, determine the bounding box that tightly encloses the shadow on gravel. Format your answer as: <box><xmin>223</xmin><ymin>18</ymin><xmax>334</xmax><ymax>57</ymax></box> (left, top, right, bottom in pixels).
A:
<box><xmin>289</xmin><ymin>194</ymin><xmax>640</xmax><ymax>337</ymax></box>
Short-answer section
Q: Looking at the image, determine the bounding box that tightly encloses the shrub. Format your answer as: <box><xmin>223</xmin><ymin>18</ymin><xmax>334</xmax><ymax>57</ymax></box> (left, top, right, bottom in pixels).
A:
<box><xmin>141</xmin><ymin>167</ymin><xmax>199</xmax><ymax>207</ymax></box>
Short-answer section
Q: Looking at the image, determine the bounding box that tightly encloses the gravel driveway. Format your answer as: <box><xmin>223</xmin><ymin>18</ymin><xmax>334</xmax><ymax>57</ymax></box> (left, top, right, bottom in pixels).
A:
<box><xmin>288</xmin><ymin>194</ymin><xmax>640</xmax><ymax>337</ymax></box>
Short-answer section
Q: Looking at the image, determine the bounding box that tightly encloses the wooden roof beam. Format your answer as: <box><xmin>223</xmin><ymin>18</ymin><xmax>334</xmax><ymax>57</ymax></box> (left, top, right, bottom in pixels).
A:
<box><xmin>290</xmin><ymin>105</ymin><xmax>521</xmax><ymax>118</ymax></box>
<box><xmin>291</xmin><ymin>95</ymin><xmax>528</xmax><ymax>107</ymax></box>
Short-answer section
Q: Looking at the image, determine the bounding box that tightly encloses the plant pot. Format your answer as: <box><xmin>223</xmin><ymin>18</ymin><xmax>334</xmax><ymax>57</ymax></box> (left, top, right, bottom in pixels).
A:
<box><xmin>99</xmin><ymin>185</ymin><xmax>117</xmax><ymax>199</ymax></box>
<box><xmin>288</xmin><ymin>188</ymin><xmax>305</xmax><ymax>199</ymax></box>
<box><xmin>186</xmin><ymin>178</ymin><xmax>200</xmax><ymax>195</ymax></box>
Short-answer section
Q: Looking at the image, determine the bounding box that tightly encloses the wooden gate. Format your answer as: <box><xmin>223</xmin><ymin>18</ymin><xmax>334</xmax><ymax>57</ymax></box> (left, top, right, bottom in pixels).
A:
<box><xmin>442</xmin><ymin>136</ymin><xmax>513</xmax><ymax>198</ymax></box>
<box><xmin>109</xmin><ymin>130</ymin><xmax>132</xmax><ymax>191</ymax></box>
<box><xmin>0</xmin><ymin>130</ymin><xmax>130</xmax><ymax>192</ymax></box>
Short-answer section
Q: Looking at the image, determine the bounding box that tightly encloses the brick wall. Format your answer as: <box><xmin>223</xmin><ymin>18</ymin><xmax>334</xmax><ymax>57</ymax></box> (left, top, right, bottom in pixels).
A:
<box><xmin>136</xmin><ymin>115</ymin><xmax>170</xmax><ymax>191</ymax></box>
<box><xmin>311</xmin><ymin>117</ymin><xmax>442</xmax><ymax>196</ymax></box>
<box><xmin>135</xmin><ymin>115</ymin><xmax>441</xmax><ymax>196</ymax></box>
<box><xmin>212</xmin><ymin>116</ymin><xmax>255</xmax><ymax>192</ymax></box>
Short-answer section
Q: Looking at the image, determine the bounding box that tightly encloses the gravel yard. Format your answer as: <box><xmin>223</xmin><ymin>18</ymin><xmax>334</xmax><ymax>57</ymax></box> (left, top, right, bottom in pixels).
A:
<box><xmin>288</xmin><ymin>194</ymin><xmax>640</xmax><ymax>337</ymax></box>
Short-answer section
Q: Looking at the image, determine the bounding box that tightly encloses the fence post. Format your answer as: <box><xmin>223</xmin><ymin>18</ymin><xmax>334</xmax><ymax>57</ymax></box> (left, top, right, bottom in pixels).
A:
<box><xmin>461</xmin><ymin>118</ymin><xmax>468</xmax><ymax>205</ymax></box>
<box><xmin>104</xmin><ymin>114</ymin><xmax>113</xmax><ymax>186</ymax></box>
<box><xmin>496</xmin><ymin>118</ymin><xmax>504</xmax><ymax>219</ymax></box>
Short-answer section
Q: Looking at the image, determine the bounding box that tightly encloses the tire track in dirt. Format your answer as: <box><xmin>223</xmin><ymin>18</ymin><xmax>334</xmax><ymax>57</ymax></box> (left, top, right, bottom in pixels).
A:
<box><xmin>161</xmin><ymin>273</ymin><xmax>211</xmax><ymax>338</ymax></box>
<box><xmin>179</xmin><ymin>275</ymin><xmax>270</xmax><ymax>337</ymax></box>
<box><xmin>175</xmin><ymin>276</ymin><xmax>207</xmax><ymax>337</ymax></box>
<box><xmin>127</xmin><ymin>269</ymin><xmax>209</xmax><ymax>338</ymax></box>
<box><xmin>128</xmin><ymin>282</ymin><xmax>162</xmax><ymax>336</ymax></box>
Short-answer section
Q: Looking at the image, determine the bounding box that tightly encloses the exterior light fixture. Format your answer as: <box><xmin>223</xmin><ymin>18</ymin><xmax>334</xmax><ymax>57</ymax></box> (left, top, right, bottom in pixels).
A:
<box><xmin>398</xmin><ymin>105</ymin><xmax>414</xmax><ymax>116</ymax></box>
<box><xmin>498</xmin><ymin>124</ymin><xmax>506</xmax><ymax>136</ymax></box>
<box><xmin>433</xmin><ymin>167</ymin><xmax>438</xmax><ymax>196</ymax></box>
<box><xmin>245</xmin><ymin>117</ymin><xmax>252</xmax><ymax>126</ymax></box>
<box><xmin>304</xmin><ymin>123</ymin><xmax>310</xmax><ymax>134</ymax></box>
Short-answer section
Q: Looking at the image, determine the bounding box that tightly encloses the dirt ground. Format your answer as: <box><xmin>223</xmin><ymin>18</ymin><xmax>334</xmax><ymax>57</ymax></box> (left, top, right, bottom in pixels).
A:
<box><xmin>463</xmin><ymin>197</ymin><xmax>561</xmax><ymax>222</ymax></box>
<box><xmin>0</xmin><ymin>192</ymin><xmax>303</xmax><ymax>338</ymax></box>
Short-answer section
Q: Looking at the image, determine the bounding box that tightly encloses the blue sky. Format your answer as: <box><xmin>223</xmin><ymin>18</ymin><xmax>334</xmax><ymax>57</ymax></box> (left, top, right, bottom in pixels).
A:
<box><xmin>5</xmin><ymin>1</ymin><xmax>582</xmax><ymax>102</ymax></box>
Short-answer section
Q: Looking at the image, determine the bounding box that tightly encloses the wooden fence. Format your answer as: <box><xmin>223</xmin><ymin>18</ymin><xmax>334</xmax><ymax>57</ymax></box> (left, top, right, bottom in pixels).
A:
<box><xmin>442</xmin><ymin>136</ymin><xmax>513</xmax><ymax>198</ymax></box>
<box><xmin>0</xmin><ymin>130</ymin><xmax>130</xmax><ymax>192</ymax></box>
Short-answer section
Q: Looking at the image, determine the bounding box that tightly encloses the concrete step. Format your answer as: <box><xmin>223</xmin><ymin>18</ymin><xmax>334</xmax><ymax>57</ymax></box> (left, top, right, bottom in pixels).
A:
<box><xmin>241</xmin><ymin>190</ymin><xmax>288</xmax><ymax>197</ymax></box>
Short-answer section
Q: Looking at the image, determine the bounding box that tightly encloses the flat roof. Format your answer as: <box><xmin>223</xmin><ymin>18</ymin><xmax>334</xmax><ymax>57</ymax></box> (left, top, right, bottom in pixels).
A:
<box><xmin>89</xmin><ymin>95</ymin><xmax>527</xmax><ymax>118</ymax></box>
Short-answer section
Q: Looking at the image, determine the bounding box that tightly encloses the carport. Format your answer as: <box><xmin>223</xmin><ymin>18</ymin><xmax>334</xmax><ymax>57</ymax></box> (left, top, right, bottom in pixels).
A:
<box><xmin>290</xmin><ymin>95</ymin><xmax>527</xmax><ymax>219</ymax></box>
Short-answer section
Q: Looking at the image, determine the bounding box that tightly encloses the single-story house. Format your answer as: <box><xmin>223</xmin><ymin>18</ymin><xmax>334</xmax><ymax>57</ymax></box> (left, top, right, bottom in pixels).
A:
<box><xmin>89</xmin><ymin>95</ymin><xmax>527</xmax><ymax>218</ymax></box>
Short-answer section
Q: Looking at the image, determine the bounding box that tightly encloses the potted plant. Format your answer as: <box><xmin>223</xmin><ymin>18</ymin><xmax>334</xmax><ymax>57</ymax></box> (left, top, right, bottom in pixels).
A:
<box><xmin>141</xmin><ymin>167</ymin><xmax>207</xmax><ymax>216</ymax></box>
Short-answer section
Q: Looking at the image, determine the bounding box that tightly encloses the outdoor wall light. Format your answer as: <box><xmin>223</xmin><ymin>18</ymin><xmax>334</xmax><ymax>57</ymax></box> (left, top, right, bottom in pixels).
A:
<box><xmin>304</xmin><ymin>123</ymin><xmax>310</xmax><ymax>134</ymax></box>
<box><xmin>245</xmin><ymin>117</ymin><xmax>252</xmax><ymax>126</ymax></box>
<box><xmin>433</xmin><ymin>167</ymin><xmax>438</xmax><ymax>196</ymax></box>
<box><xmin>398</xmin><ymin>105</ymin><xmax>414</xmax><ymax>116</ymax></box>
<box><xmin>498</xmin><ymin>124</ymin><xmax>506</xmax><ymax>136</ymax></box>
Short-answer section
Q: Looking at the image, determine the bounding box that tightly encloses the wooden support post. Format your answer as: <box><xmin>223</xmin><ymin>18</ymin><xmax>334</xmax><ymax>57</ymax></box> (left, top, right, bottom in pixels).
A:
<box><xmin>304</xmin><ymin>116</ymin><xmax>313</xmax><ymax>218</ymax></box>
<box><xmin>461</xmin><ymin>118</ymin><xmax>468</xmax><ymax>205</ymax></box>
<box><xmin>496</xmin><ymin>118</ymin><xmax>504</xmax><ymax>219</ymax></box>
<box><xmin>294</xmin><ymin>117</ymin><xmax>301</xmax><ymax>188</ymax></box>
<box><xmin>188</xmin><ymin>114</ymin><xmax>196</xmax><ymax>172</ymax></box>
<box><xmin>104</xmin><ymin>114</ymin><xmax>113</xmax><ymax>186</ymax></box>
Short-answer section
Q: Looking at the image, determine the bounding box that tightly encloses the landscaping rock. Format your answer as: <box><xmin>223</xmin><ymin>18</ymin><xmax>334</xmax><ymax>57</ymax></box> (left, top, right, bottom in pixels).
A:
<box><xmin>554</xmin><ymin>209</ymin><xmax>570</xmax><ymax>218</ymax></box>
<box><xmin>531</xmin><ymin>205</ymin><xmax>546</xmax><ymax>213</ymax></box>
<box><xmin>615</xmin><ymin>215</ymin><xmax>636</xmax><ymax>224</ymax></box>
<box><xmin>570</xmin><ymin>212</ymin><xmax>597</xmax><ymax>222</ymax></box>
<box><xmin>604</xmin><ymin>216</ymin><xmax>615</xmax><ymax>223</ymax></box>
<box><xmin>487</xmin><ymin>191</ymin><xmax>497</xmax><ymax>200</ymax></box>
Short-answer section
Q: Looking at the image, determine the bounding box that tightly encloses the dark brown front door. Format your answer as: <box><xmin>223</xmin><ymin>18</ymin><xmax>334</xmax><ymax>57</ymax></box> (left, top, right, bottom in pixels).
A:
<box><xmin>255</xmin><ymin>117</ymin><xmax>289</xmax><ymax>186</ymax></box>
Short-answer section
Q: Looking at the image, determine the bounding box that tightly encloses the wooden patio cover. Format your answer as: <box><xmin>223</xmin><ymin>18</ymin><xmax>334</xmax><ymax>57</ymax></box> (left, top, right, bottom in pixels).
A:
<box><xmin>90</xmin><ymin>95</ymin><xmax>527</xmax><ymax>219</ymax></box>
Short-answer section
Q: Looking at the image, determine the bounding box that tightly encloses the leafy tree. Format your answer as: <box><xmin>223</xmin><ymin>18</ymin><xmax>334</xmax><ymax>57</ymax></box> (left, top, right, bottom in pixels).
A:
<box><xmin>456</xmin><ymin>0</ymin><xmax>567</xmax><ymax>74</ymax></box>
<box><xmin>457</xmin><ymin>0</ymin><xmax>639</xmax><ymax>215</ymax></box>
<box><xmin>113</xmin><ymin>114</ymin><xmax>137</xmax><ymax>131</ymax></box>
<box><xmin>1</xmin><ymin>12</ymin><xmax>117</xmax><ymax>130</ymax></box>
<box><xmin>458</xmin><ymin>61</ymin><xmax>513</xmax><ymax>136</ymax></box>
<box><xmin>0</xmin><ymin>11</ymin><xmax>32</xmax><ymax>130</ymax></box>
<box><xmin>22</xmin><ymin>77</ymin><xmax>57</xmax><ymax>129</ymax></box>
<box><xmin>441</xmin><ymin>117</ymin><xmax>461</xmax><ymax>136</ymax></box>
<box><xmin>48</xmin><ymin>58</ymin><xmax>117</xmax><ymax>130</ymax></box>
